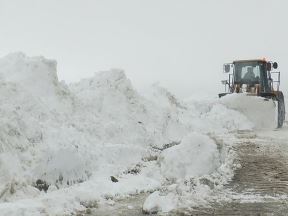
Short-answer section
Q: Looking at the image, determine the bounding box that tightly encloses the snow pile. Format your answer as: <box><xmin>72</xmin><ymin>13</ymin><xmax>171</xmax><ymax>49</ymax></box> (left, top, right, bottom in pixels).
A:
<box><xmin>220</xmin><ymin>93</ymin><xmax>277</xmax><ymax>129</ymax></box>
<box><xmin>142</xmin><ymin>191</ymin><xmax>178</xmax><ymax>213</ymax></box>
<box><xmin>69</xmin><ymin>69</ymin><xmax>156</xmax><ymax>146</ymax></box>
<box><xmin>0</xmin><ymin>52</ymin><xmax>57</xmax><ymax>97</ymax></box>
<box><xmin>34</xmin><ymin>149</ymin><xmax>89</xmax><ymax>186</ymax></box>
<box><xmin>142</xmin><ymin>131</ymin><xmax>238</xmax><ymax>214</ymax></box>
<box><xmin>0</xmin><ymin>53</ymin><xmax>90</xmax><ymax>200</ymax></box>
<box><xmin>189</xmin><ymin>102</ymin><xmax>253</xmax><ymax>133</ymax></box>
<box><xmin>160</xmin><ymin>132</ymin><xmax>220</xmax><ymax>180</ymax></box>
<box><xmin>142</xmin><ymin>83</ymin><xmax>185</xmax><ymax>109</ymax></box>
<box><xmin>0</xmin><ymin>52</ymin><xmax>72</xmax><ymax>110</ymax></box>
<box><xmin>0</xmin><ymin>52</ymin><xmax>261</xmax><ymax>215</ymax></box>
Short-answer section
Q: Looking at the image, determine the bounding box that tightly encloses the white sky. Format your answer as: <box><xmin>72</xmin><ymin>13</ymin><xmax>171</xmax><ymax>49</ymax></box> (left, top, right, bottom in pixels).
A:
<box><xmin>0</xmin><ymin>0</ymin><xmax>287</xmax><ymax>98</ymax></box>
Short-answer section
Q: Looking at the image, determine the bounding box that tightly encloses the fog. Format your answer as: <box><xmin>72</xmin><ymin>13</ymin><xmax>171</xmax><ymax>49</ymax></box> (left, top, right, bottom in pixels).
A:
<box><xmin>0</xmin><ymin>0</ymin><xmax>287</xmax><ymax>98</ymax></box>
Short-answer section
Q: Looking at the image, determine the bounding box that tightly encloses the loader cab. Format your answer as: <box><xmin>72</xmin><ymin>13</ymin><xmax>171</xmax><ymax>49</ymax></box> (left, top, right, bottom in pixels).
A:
<box><xmin>233</xmin><ymin>60</ymin><xmax>270</xmax><ymax>93</ymax></box>
<box><xmin>219</xmin><ymin>59</ymin><xmax>285</xmax><ymax>128</ymax></box>
<box><xmin>221</xmin><ymin>59</ymin><xmax>279</xmax><ymax>96</ymax></box>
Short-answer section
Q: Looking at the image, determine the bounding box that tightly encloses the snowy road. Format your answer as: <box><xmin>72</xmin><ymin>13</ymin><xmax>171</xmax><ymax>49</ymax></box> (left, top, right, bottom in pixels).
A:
<box><xmin>185</xmin><ymin>126</ymin><xmax>288</xmax><ymax>215</ymax></box>
<box><xmin>89</xmin><ymin>126</ymin><xmax>288</xmax><ymax>215</ymax></box>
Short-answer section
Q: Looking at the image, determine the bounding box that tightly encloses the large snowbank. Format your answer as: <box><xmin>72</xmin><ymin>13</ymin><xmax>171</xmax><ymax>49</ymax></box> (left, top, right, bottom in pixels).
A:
<box><xmin>0</xmin><ymin>52</ymin><xmax>274</xmax><ymax>215</ymax></box>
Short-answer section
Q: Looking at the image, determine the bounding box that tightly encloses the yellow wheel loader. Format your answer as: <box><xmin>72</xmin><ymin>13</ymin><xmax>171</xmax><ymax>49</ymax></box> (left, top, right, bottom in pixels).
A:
<box><xmin>219</xmin><ymin>59</ymin><xmax>285</xmax><ymax>128</ymax></box>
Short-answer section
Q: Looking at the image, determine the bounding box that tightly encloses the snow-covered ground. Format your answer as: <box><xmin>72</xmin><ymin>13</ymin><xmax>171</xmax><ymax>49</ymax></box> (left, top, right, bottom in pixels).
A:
<box><xmin>0</xmin><ymin>53</ymin><xmax>283</xmax><ymax>215</ymax></box>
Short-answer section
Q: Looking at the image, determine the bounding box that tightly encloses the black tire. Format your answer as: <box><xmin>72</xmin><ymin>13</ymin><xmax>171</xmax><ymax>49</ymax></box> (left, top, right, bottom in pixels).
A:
<box><xmin>277</xmin><ymin>92</ymin><xmax>285</xmax><ymax>128</ymax></box>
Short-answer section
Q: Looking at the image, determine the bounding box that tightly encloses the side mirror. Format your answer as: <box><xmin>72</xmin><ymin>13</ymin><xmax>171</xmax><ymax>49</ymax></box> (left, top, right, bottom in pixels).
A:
<box><xmin>224</xmin><ymin>64</ymin><xmax>230</xmax><ymax>73</ymax></box>
<box><xmin>267</xmin><ymin>62</ymin><xmax>272</xmax><ymax>71</ymax></box>
<box><xmin>273</xmin><ymin>62</ymin><xmax>278</xmax><ymax>69</ymax></box>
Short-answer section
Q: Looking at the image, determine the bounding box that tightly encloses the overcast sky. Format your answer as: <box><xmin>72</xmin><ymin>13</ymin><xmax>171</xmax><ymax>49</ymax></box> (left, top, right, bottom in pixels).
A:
<box><xmin>0</xmin><ymin>0</ymin><xmax>287</xmax><ymax>98</ymax></box>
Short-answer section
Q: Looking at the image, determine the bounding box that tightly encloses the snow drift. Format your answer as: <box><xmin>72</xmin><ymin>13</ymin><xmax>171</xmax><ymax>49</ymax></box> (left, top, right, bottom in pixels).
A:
<box><xmin>0</xmin><ymin>52</ymin><xmax>275</xmax><ymax>215</ymax></box>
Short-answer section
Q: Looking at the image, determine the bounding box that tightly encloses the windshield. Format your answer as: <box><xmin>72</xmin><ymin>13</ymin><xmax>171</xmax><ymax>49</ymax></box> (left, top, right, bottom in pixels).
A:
<box><xmin>234</xmin><ymin>61</ymin><xmax>264</xmax><ymax>85</ymax></box>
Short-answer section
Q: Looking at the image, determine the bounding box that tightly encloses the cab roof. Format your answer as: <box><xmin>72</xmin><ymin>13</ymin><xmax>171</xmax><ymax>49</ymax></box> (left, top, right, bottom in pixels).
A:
<box><xmin>233</xmin><ymin>59</ymin><xmax>267</xmax><ymax>63</ymax></box>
